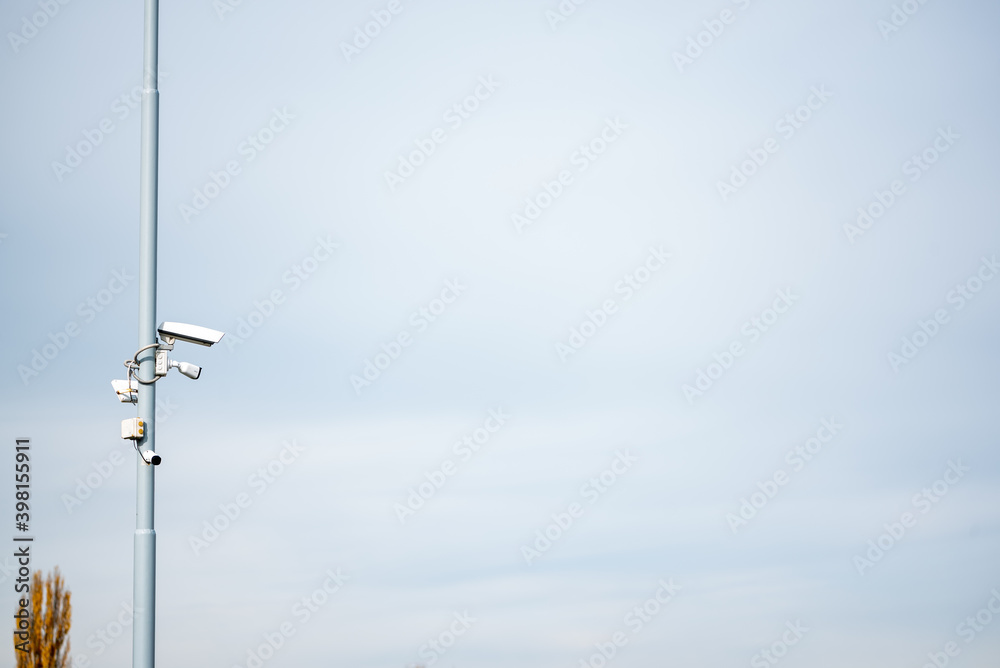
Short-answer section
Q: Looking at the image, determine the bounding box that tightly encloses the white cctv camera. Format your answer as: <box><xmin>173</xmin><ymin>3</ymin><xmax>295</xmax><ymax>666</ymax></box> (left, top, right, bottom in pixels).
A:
<box><xmin>157</xmin><ymin>322</ymin><xmax>225</xmax><ymax>347</ymax></box>
<box><xmin>111</xmin><ymin>379</ymin><xmax>138</xmax><ymax>404</ymax></box>
<box><xmin>169</xmin><ymin>359</ymin><xmax>201</xmax><ymax>380</ymax></box>
<box><xmin>141</xmin><ymin>450</ymin><xmax>162</xmax><ymax>466</ymax></box>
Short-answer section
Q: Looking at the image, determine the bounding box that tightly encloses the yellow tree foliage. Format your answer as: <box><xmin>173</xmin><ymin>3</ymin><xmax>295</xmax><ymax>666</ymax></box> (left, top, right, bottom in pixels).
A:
<box><xmin>13</xmin><ymin>568</ymin><xmax>71</xmax><ymax>668</ymax></box>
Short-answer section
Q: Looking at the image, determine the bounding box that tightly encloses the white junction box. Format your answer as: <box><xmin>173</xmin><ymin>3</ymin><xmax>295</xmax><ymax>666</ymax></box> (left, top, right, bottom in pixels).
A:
<box><xmin>155</xmin><ymin>349</ymin><xmax>170</xmax><ymax>376</ymax></box>
<box><xmin>121</xmin><ymin>418</ymin><xmax>145</xmax><ymax>440</ymax></box>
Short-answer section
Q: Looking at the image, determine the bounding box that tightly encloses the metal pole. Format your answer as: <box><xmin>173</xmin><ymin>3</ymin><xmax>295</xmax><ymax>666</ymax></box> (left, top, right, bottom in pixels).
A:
<box><xmin>134</xmin><ymin>1</ymin><xmax>159</xmax><ymax>666</ymax></box>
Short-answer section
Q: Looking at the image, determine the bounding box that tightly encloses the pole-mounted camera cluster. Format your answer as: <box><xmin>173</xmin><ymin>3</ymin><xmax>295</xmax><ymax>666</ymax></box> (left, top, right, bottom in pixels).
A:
<box><xmin>111</xmin><ymin>321</ymin><xmax>224</xmax><ymax>466</ymax></box>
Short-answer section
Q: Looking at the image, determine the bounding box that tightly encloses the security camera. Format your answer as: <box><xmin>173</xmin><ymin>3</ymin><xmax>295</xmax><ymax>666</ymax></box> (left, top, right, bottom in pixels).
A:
<box><xmin>141</xmin><ymin>450</ymin><xmax>161</xmax><ymax>466</ymax></box>
<box><xmin>111</xmin><ymin>379</ymin><xmax>138</xmax><ymax>404</ymax></box>
<box><xmin>157</xmin><ymin>322</ymin><xmax>225</xmax><ymax>347</ymax></box>
<box><xmin>169</xmin><ymin>359</ymin><xmax>201</xmax><ymax>380</ymax></box>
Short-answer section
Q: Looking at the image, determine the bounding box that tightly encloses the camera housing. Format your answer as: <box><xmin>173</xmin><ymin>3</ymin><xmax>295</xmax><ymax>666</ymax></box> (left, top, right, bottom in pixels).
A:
<box><xmin>157</xmin><ymin>322</ymin><xmax>225</xmax><ymax>347</ymax></box>
<box><xmin>169</xmin><ymin>359</ymin><xmax>201</xmax><ymax>380</ymax></box>
<box><xmin>141</xmin><ymin>450</ymin><xmax>161</xmax><ymax>466</ymax></box>
<box><xmin>111</xmin><ymin>379</ymin><xmax>138</xmax><ymax>404</ymax></box>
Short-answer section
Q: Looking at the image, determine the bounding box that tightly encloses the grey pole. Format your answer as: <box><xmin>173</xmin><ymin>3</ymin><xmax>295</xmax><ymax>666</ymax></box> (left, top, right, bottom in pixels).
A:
<box><xmin>134</xmin><ymin>1</ymin><xmax>159</xmax><ymax>667</ymax></box>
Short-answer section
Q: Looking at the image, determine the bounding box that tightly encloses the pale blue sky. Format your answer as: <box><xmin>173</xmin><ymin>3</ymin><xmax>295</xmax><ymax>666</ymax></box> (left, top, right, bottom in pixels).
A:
<box><xmin>1</xmin><ymin>0</ymin><xmax>999</xmax><ymax>667</ymax></box>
